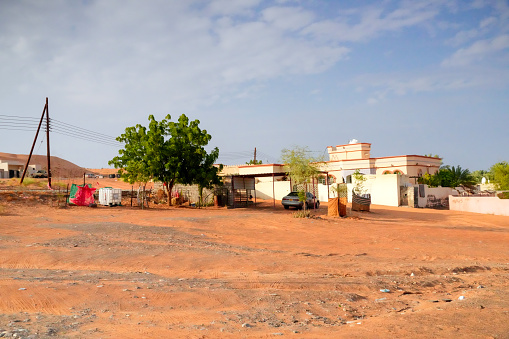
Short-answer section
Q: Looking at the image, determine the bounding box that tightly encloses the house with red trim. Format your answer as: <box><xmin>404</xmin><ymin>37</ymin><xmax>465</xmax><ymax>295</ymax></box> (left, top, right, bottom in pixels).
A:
<box><xmin>323</xmin><ymin>142</ymin><xmax>441</xmax><ymax>184</ymax></box>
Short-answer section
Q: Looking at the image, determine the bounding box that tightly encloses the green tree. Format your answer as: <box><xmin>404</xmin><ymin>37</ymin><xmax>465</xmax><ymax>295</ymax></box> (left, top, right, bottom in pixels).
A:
<box><xmin>471</xmin><ymin>169</ymin><xmax>493</xmax><ymax>184</ymax></box>
<box><xmin>246</xmin><ymin>159</ymin><xmax>262</xmax><ymax>165</ymax></box>
<box><xmin>281</xmin><ymin>146</ymin><xmax>321</xmax><ymax>210</ymax></box>
<box><xmin>418</xmin><ymin>172</ymin><xmax>442</xmax><ymax>187</ymax></box>
<box><xmin>194</xmin><ymin>148</ymin><xmax>223</xmax><ymax>206</ymax></box>
<box><xmin>109</xmin><ymin>114</ymin><xmax>220</xmax><ymax>205</ymax></box>
<box><xmin>440</xmin><ymin>165</ymin><xmax>475</xmax><ymax>188</ymax></box>
<box><xmin>352</xmin><ymin>169</ymin><xmax>367</xmax><ymax>195</ymax></box>
<box><xmin>418</xmin><ymin>165</ymin><xmax>475</xmax><ymax>188</ymax></box>
<box><xmin>490</xmin><ymin>161</ymin><xmax>509</xmax><ymax>190</ymax></box>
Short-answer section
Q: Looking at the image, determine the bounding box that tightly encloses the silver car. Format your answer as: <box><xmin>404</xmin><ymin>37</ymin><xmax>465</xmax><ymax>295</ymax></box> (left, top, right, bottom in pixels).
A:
<box><xmin>281</xmin><ymin>191</ymin><xmax>320</xmax><ymax>210</ymax></box>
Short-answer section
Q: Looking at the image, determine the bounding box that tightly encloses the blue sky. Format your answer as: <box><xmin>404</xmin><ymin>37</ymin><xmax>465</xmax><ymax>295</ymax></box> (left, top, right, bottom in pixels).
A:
<box><xmin>0</xmin><ymin>0</ymin><xmax>508</xmax><ymax>170</ymax></box>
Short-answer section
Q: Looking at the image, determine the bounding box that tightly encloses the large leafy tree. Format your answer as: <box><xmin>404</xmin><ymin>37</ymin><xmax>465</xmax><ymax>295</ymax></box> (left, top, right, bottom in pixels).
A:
<box><xmin>281</xmin><ymin>146</ymin><xmax>322</xmax><ymax>210</ymax></box>
<box><xmin>194</xmin><ymin>148</ymin><xmax>223</xmax><ymax>206</ymax></box>
<box><xmin>490</xmin><ymin>161</ymin><xmax>509</xmax><ymax>190</ymax></box>
<box><xmin>109</xmin><ymin>114</ymin><xmax>220</xmax><ymax>205</ymax></box>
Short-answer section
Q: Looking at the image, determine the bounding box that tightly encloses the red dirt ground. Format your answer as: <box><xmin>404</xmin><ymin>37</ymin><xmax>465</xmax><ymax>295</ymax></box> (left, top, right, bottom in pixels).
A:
<box><xmin>0</xmin><ymin>193</ymin><xmax>508</xmax><ymax>338</ymax></box>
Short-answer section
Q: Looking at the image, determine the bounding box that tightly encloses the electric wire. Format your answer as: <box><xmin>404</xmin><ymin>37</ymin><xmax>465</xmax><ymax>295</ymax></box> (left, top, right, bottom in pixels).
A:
<box><xmin>48</xmin><ymin>124</ymin><xmax>123</xmax><ymax>146</ymax></box>
<box><xmin>1</xmin><ymin>114</ymin><xmax>282</xmax><ymax>162</ymax></box>
<box><xmin>50</xmin><ymin>118</ymin><xmax>122</xmax><ymax>142</ymax></box>
<box><xmin>0</xmin><ymin>114</ymin><xmax>123</xmax><ymax>148</ymax></box>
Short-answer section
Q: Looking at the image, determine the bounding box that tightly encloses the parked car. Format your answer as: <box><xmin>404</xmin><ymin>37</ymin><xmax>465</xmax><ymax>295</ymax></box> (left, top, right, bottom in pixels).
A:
<box><xmin>32</xmin><ymin>170</ymin><xmax>48</xmax><ymax>178</ymax></box>
<box><xmin>281</xmin><ymin>191</ymin><xmax>319</xmax><ymax>210</ymax></box>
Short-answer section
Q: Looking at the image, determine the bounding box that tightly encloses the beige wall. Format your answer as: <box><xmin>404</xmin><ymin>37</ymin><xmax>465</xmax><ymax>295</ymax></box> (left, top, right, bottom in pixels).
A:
<box><xmin>238</xmin><ymin>164</ymin><xmax>286</xmax><ymax>175</ymax></box>
<box><xmin>427</xmin><ymin>187</ymin><xmax>456</xmax><ymax>199</ymax></box>
<box><xmin>327</xmin><ymin>143</ymin><xmax>371</xmax><ymax>161</ymax></box>
<box><xmin>449</xmin><ymin>196</ymin><xmax>509</xmax><ymax>216</ymax></box>
<box><xmin>254</xmin><ymin>180</ymin><xmax>291</xmax><ymax>200</ymax></box>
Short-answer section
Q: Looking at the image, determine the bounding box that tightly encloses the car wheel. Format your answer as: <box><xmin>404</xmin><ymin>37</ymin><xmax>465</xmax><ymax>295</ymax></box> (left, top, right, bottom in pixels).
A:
<box><xmin>284</xmin><ymin>205</ymin><xmax>289</xmax><ymax>210</ymax></box>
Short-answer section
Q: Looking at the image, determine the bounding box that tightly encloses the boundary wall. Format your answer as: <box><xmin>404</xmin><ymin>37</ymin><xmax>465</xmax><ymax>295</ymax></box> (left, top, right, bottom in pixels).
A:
<box><xmin>449</xmin><ymin>196</ymin><xmax>509</xmax><ymax>216</ymax></box>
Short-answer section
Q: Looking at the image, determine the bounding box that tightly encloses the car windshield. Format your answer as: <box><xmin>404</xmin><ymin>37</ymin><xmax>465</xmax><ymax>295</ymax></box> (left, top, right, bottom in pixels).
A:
<box><xmin>287</xmin><ymin>192</ymin><xmax>299</xmax><ymax>197</ymax></box>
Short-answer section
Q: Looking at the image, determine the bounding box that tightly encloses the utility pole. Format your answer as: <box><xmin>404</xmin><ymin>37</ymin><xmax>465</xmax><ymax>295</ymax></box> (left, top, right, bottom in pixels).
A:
<box><xmin>20</xmin><ymin>100</ymin><xmax>47</xmax><ymax>185</ymax></box>
<box><xmin>20</xmin><ymin>97</ymin><xmax>52</xmax><ymax>188</ymax></box>
<box><xmin>45</xmin><ymin>97</ymin><xmax>51</xmax><ymax>188</ymax></box>
<box><xmin>254</xmin><ymin>147</ymin><xmax>257</xmax><ymax>164</ymax></box>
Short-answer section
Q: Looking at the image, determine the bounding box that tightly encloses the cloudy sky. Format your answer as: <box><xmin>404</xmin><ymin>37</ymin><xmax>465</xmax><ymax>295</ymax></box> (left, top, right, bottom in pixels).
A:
<box><xmin>1</xmin><ymin>0</ymin><xmax>508</xmax><ymax>170</ymax></box>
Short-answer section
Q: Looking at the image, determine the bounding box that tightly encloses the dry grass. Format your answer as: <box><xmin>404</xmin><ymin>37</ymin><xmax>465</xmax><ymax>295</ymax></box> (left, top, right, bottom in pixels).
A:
<box><xmin>293</xmin><ymin>209</ymin><xmax>311</xmax><ymax>218</ymax></box>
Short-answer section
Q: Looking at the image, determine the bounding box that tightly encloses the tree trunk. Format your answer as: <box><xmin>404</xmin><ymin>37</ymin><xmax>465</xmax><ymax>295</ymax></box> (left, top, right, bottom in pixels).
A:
<box><xmin>198</xmin><ymin>185</ymin><xmax>204</xmax><ymax>208</ymax></box>
<box><xmin>167</xmin><ymin>180</ymin><xmax>174</xmax><ymax>206</ymax></box>
<box><xmin>163</xmin><ymin>182</ymin><xmax>169</xmax><ymax>204</ymax></box>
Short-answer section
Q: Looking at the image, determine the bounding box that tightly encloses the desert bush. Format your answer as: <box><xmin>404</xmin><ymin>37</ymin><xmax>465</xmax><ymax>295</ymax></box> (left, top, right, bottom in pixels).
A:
<box><xmin>52</xmin><ymin>182</ymin><xmax>68</xmax><ymax>190</ymax></box>
<box><xmin>293</xmin><ymin>210</ymin><xmax>311</xmax><ymax>218</ymax></box>
<box><xmin>21</xmin><ymin>178</ymin><xmax>36</xmax><ymax>187</ymax></box>
<box><xmin>497</xmin><ymin>192</ymin><xmax>509</xmax><ymax>199</ymax></box>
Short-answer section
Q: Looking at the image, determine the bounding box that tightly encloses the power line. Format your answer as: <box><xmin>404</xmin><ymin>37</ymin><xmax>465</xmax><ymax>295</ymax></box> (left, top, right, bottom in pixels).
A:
<box><xmin>50</xmin><ymin>118</ymin><xmax>122</xmax><ymax>142</ymax></box>
<box><xmin>0</xmin><ymin>114</ymin><xmax>123</xmax><ymax>147</ymax></box>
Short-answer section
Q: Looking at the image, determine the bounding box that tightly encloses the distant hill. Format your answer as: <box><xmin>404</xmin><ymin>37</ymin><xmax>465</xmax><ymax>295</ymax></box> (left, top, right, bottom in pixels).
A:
<box><xmin>0</xmin><ymin>152</ymin><xmax>86</xmax><ymax>177</ymax></box>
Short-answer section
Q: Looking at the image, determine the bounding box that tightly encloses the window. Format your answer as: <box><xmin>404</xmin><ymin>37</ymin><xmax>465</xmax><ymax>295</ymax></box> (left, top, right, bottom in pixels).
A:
<box><xmin>318</xmin><ymin>175</ymin><xmax>336</xmax><ymax>185</ymax></box>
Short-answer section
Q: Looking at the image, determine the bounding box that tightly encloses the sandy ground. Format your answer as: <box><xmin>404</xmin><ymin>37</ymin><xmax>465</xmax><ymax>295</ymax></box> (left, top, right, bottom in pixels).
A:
<box><xmin>0</xmin><ymin>193</ymin><xmax>508</xmax><ymax>338</ymax></box>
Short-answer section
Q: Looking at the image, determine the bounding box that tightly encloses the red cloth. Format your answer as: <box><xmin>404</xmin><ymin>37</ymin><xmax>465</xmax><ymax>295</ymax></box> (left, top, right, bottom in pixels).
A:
<box><xmin>70</xmin><ymin>185</ymin><xmax>96</xmax><ymax>206</ymax></box>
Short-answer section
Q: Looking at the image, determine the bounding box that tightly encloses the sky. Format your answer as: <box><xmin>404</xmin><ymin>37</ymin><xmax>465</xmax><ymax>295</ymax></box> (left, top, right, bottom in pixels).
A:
<box><xmin>0</xmin><ymin>0</ymin><xmax>508</xmax><ymax>171</ymax></box>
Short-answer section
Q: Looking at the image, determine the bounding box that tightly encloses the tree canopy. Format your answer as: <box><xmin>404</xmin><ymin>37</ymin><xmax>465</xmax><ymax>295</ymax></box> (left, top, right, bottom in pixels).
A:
<box><xmin>280</xmin><ymin>146</ymin><xmax>322</xmax><ymax>210</ymax></box>
<box><xmin>490</xmin><ymin>161</ymin><xmax>509</xmax><ymax>190</ymax></box>
<box><xmin>418</xmin><ymin>165</ymin><xmax>475</xmax><ymax>188</ymax></box>
<box><xmin>109</xmin><ymin>114</ymin><xmax>221</xmax><ymax>205</ymax></box>
<box><xmin>281</xmin><ymin>146</ymin><xmax>321</xmax><ymax>187</ymax></box>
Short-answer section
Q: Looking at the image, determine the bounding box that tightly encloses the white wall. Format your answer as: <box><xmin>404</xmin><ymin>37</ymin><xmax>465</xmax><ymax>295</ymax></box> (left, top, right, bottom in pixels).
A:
<box><xmin>255</xmin><ymin>181</ymin><xmax>291</xmax><ymax>200</ymax></box>
<box><xmin>449</xmin><ymin>196</ymin><xmax>509</xmax><ymax>216</ymax></box>
<box><xmin>370</xmin><ymin>175</ymin><xmax>401</xmax><ymax>207</ymax></box>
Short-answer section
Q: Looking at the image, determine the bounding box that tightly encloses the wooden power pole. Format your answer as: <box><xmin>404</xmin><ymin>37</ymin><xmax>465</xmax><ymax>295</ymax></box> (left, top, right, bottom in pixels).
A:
<box><xmin>20</xmin><ymin>97</ymin><xmax>52</xmax><ymax>188</ymax></box>
<box><xmin>45</xmin><ymin>97</ymin><xmax>51</xmax><ymax>188</ymax></box>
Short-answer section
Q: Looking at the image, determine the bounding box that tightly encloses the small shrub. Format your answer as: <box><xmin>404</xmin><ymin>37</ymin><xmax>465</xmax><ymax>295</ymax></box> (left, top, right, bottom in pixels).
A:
<box><xmin>497</xmin><ymin>192</ymin><xmax>509</xmax><ymax>199</ymax></box>
<box><xmin>51</xmin><ymin>182</ymin><xmax>68</xmax><ymax>190</ymax></box>
<box><xmin>293</xmin><ymin>210</ymin><xmax>311</xmax><ymax>218</ymax></box>
<box><xmin>21</xmin><ymin>178</ymin><xmax>36</xmax><ymax>187</ymax></box>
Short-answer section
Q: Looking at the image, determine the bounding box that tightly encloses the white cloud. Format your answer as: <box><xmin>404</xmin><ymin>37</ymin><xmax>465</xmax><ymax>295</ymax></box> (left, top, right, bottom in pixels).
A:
<box><xmin>206</xmin><ymin>0</ymin><xmax>262</xmax><ymax>16</ymax></box>
<box><xmin>479</xmin><ymin>16</ymin><xmax>497</xmax><ymax>29</ymax></box>
<box><xmin>262</xmin><ymin>6</ymin><xmax>315</xmax><ymax>31</ymax></box>
<box><xmin>353</xmin><ymin>65</ymin><xmax>509</xmax><ymax>104</ymax></box>
<box><xmin>442</xmin><ymin>34</ymin><xmax>509</xmax><ymax>67</ymax></box>
<box><xmin>301</xmin><ymin>1</ymin><xmax>440</xmax><ymax>43</ymax></box>
<box><xmin>0</xmin><ymin>1</ymin><xmax>350</xmax><ymax>116</ymax></box>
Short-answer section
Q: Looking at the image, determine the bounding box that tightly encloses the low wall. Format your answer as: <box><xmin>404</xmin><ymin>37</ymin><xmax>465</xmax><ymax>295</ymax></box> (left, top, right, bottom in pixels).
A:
<box><xmin>428</xmin><ymin>187</ymin><xmax>456</xmax><ymax>199</ymax></box>
<box><xmin>449</xmin><ymin>196</ymin><xmax>509</xmax><ymax>216</ymax></box>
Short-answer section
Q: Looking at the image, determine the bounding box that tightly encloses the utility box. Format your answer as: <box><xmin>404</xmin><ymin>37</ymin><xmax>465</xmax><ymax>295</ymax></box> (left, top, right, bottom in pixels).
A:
<box><xmin>98</xmin><ymin>187</ymin><xmax>122</xmax><ymax>206</ymax></box>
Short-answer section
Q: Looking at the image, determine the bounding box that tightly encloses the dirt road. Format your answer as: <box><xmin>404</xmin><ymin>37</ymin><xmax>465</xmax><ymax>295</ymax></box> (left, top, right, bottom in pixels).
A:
<box><xmin>0</xmin><ymin>201</ymin><xmax>508</xmax><ymax>338</ymax></box>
